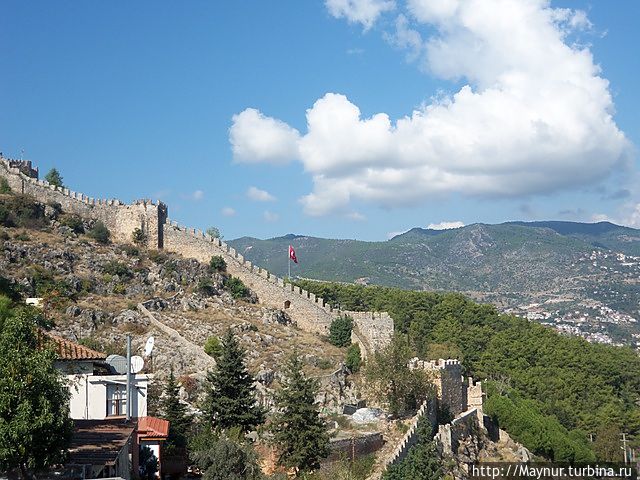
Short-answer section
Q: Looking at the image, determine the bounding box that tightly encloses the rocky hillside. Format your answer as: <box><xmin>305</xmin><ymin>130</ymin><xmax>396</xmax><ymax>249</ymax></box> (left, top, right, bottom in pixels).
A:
<box><xmin>0</xmin><ymin>194</ymin><xmax>358</xmax><ymax>414</ymax></box>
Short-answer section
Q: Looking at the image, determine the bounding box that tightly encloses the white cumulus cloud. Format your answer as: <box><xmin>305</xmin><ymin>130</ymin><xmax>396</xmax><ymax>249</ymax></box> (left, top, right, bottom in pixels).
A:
<box><xmin>221</xmin><ymin>206</ymin><xmax>236</xmax><ymax>217</ymax></box>
<box><xmin>325</xmin><ymin>0</ymin><xmax>396</xmax><ymax>30</ymax></box>
<box><xmin>427</xmin><ymin>221</ymin><xmax>464</xmax><ymax>230</ymax></box>
<box><xmin>247</xmin><ymin>186</ymin><xmax>276</xmax><ymax>202</ymax></box>
<box><xmin>230</xmin><ymin>108</ymin><xmax>300</xmax><ymax>165</ymax></box>
<box><xmin>230</xmin><ymin>0</ymin><xmax>631</xmax><ymax>217</ymax></box>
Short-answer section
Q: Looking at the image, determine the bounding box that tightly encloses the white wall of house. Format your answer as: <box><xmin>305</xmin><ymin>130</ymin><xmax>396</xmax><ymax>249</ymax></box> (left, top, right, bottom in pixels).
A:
<box><xmin>67</xmin><ymin>373</ymin><xmax>151</xmax><ymax>420</ymax></box>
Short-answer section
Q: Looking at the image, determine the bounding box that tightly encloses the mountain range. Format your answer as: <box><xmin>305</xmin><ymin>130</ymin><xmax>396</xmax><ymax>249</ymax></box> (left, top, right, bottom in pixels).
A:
<box><xmin>230</xmin><ymin>221</ymin><xmax>640</xmax><ymax>291</ymax></box>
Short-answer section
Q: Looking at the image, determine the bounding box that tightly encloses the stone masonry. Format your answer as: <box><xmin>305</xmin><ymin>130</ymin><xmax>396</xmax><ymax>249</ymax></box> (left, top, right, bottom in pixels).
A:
<box><xmin>0</xmin><ymin>156</ymin><xmax>393</xmax><ymax>353</ymax></box>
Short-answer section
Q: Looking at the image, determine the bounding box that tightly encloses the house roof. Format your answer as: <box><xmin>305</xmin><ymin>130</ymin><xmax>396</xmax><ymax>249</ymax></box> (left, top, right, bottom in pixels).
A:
<box><xmin>137</xmin><ymin>416</ymin><xmax>170</xmax><ymax>439</ymax></box>
<box><xmin>39</xmin><ymin>330</ymin><xmax>107</xmax><ymax>361</ymax></box>
<box><xmin>68</xmin><ymin>419</ymin><xmax>135</xmax><ymax>466</ymax></box>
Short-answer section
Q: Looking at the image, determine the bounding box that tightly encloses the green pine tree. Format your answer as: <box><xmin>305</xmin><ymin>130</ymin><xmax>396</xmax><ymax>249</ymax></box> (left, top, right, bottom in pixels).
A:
<box><xmin>203</xmin><ymin>329</ymin><xmax>265</xmax><ymax>433</ymax></box>
<box><xmin>270</xmin><ymin>351</ymin><xmax>331</xmax><ymax>473</ymax></box>
<box><xmin>160</xmin><ymin>366</ymin><xmax>192</xmax><ymax>451</ymax></box>
<box><xmin>44</xmin><ymin>168</ymin><xmax>63</xmax><ymax>188</ymax></box>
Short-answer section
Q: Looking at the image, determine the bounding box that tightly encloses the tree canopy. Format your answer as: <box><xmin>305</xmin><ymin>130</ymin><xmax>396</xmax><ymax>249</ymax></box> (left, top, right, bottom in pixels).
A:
<box><xmin>0</xmin><ymin>297</ymin><xmax>73</xmax><ymax>478</ymax></box>
<box><xmin>296</xmin><ymin>280</ymin><xmax>640</xmax><ymax>461</ymax></box>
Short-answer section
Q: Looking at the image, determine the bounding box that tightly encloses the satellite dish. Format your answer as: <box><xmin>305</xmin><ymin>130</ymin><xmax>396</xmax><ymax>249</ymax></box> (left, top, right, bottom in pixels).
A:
<box><xmin>106</xmin><ymin>354</ymin><xmax>128</xmax><ymax>375</ymax></box>
<box><xmin>144</xmin><ymin>336</ymin><xmax>155</xmax><ymax>357</ymax></box>
<box><xmin>131</xmin><ymin>356</ymin><xmax>145</xmax><ymax>374</ymax></box>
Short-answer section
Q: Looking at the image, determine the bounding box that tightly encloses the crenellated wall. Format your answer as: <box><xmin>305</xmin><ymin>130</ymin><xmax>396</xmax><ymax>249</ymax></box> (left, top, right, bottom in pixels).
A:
<box><xmin>162</xmin><ymin>220</ymin><xmax>394</xmax><ymax>352</ymax></box>
<box><xmin>0</xmin><ymin>155</ymin><xmax>393</xmax><ymax>352</ymax></box>
<box><xmin>0</xmin><ymin>156</ymin><xmax>167</xmax><ymax>247</ymax></box>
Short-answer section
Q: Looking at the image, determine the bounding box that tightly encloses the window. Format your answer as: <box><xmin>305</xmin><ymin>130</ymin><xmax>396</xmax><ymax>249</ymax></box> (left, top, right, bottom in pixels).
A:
<box><xmin>284</xmin><ymin>300</ymin><xmax>291</xmax><ymax>309</ymax></box>
<box><xmin>106</xmin><ymin>384</ymin><xmax>127</xmax><ymax>417</ymax></box>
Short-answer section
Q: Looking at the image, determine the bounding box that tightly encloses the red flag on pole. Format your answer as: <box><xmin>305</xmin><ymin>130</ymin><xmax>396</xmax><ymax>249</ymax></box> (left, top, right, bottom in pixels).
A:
<box><xmin>289</xmin><ymin>245</ymin><xmax>298</xmax><ymax>264</ymax></box>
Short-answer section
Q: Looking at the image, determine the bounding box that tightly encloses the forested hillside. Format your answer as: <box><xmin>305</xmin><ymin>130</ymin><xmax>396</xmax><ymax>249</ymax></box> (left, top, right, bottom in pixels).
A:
<box><xmin>296</xmin><ymin>280</ymin><xmax>640</xmax><ymax>462</ymax></box>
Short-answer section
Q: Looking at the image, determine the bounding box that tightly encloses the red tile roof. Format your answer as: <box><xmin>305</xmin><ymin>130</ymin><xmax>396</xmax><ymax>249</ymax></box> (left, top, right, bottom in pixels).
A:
<box><xmin>137</xmin><ymin>416</ymin><xmax>170</xmax><ymax>439</ymax></box>
<box><xmin>39</xmin><ymin>330</ymin><xmax>107</xmax><ymax>361</ymax></box>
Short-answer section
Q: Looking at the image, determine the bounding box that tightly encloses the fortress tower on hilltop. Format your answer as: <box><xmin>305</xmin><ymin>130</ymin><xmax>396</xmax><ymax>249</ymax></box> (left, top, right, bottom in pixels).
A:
<box><xmin>0</xmin><ymin>155</ymin><xmax>393</xmax><ymax>353</ymax></box>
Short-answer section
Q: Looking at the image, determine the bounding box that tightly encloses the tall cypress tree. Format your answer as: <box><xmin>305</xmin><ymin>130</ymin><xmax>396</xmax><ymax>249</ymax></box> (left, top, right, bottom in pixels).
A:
<box><xmin>203</xmin><ymin>328</ymin><xmax>265</xmax><ymax>433</ymax></box>
<box><xmin>160</xmin><ymin>366</ymin><xmax>191</xmax><ymax>451</ymax></box>
<box><xmin>270</xmin><ymin>351</ymin><xmax>330</xmax><ymax>473</ymax></box>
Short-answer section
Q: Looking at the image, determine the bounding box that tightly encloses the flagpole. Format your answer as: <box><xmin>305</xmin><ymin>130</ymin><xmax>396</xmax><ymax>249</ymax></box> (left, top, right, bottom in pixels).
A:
<box><xmin>288</xmin><ymin>246</ymin><xmax>291</xmax><ymax>279</ymax></box>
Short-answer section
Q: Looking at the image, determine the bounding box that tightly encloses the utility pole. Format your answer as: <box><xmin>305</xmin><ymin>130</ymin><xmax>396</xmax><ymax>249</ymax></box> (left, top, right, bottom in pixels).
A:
<box><xmin>622</xmin><ymin>432</ymin><xmax>628</xmax><ymax>464</ymax></box>
<box><xmin>126</xmin><ymin>334</ymin><xmax>132</xmax><ymax>422</ymax></box>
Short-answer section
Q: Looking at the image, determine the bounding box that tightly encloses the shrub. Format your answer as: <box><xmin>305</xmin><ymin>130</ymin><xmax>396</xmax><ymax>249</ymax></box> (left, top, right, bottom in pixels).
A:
<box><xmin>121</xmin><ymin>244</ymin><xmax>140</xmax><ymax>257</ymax></box>
<box><xmin>345</xmin><ymin>343</ymin><xmax>362</xmax><ymax>373</ymax></box>
<box><xmin>14</xmin><ymin>231</ymin><xmax>30</xmax><ymax>241</ymax></box>
<box><xmin>0</xmin><ymin>230</ymin><xmax>9</xmax><ymax>241</ymax></box>
<box><xmin>0</xmin><ymin>195</ymin><xmax>46</xmax><ymax>228</ymax></box>
<box><xmin>197</xmin><ymin>278</ymin><xmax>217</xmax><ymax>296</ymax></box>
<box><xmin>132</xmin><ymin>228</ymin><xmax>147</xmax><ymax>245</ymax></box>
<box><xmin>224</xmin><ymin>276</ymin><xmax>249</xmax><ymax>299</ymax></box>
<box><xmin>317</xmin><ymin>358</ymin><xmax>333</xmax><ymax>370</ymax></box>
<box><xmin>209</xmin><ymin>255</ymin><xmax>227</xmax><ymax>272</ymax></box>
<box><xmin>102</xmin><ymin>261</ymin><xmax>133</xmax><ymax>279</ymax></box>
<box><xmin>59</xmin><ymin>214</ymin><xmax>84</xmax><ymax>234</ymax></box>
<box><xmin>329</xmin><ymin>314</ymin><xmax>354</xmax><ymax>347</ymax></box>
<box><xmin>113</xmin><ymin>283</ymin><xmax>126</xmax><ymax>295</ymax></box>
<box><xmin>0</xmin><ymin>177</ymin><xmax>10</xmax><ymax>193</ymax></box>
<box><xmin>148</xmin><ymin>250</ymin><xmax>168</xmax><ymax>264</ymax></box>
<box><xmin>204</xmin><ymin>336</ymin><xmax>222</xmax><ymax>359</ymax></box>
<box><xmin>88</xmin><ymin>221</ymin><xmax>110</xmax><ymax>244</ymax></box>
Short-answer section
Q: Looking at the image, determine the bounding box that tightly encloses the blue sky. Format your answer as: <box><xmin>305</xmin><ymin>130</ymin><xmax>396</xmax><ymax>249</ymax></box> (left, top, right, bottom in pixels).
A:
<box><xmin>1</xmin><ymin>0</ymin><xmax>638</xmax><ymax>240</ymax></box>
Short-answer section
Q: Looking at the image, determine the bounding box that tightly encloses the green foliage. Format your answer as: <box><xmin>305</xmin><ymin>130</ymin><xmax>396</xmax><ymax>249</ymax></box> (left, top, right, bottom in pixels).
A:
<box><xmin>59</xmin><ymin>214</ymin><xmax>85</xmax><ymax>234</ymax></box>
<box><xmin>88</xmin><ymin>220</ymin><xmax>110</xmax><ymax>244</ymax></box>
<box><xmin>365</xmin><ymin>334</ymin><xmax>434</xmax><ymax>416</ymax></box>
<box><xmin>44</xmin><ymin>168</ymin><xmax>63</xmax><ymax>188</ymax></box>
<box><xmin>148</xmin><ymin>250</ymin><xmax>168</xmax><ymax>264</ymax></box>
<box><xmin>27</xmin><ymin>266</ymin><xmax>74</xmax><ymax>299</ymax></box>
<box><xmin>270</xmin><ymin>352</ymin><xmax>331</xmax><ymax>473</ymax></box>
<box><xmin>0</xmin><ymin>301</ymin><xmax>74</xmax><ymax>476</ymax></box>
<box><xmin>203</xmin><ymin>329</ymin><xmax>265</xmax><ymax>433</ymax></box>
<box><xmin>112</xmin><ymin>283</ymin><xmax>126</xmax><ymax>295</ymax></box>
<box><xmin>0</xmin><ymin>194</ymin><xmax>46</xmax><ymax>229</ymax></box>
<box><xmin>204</xmin><ymin>336</ymin><xmax>223</xmax><ymax>359</ymax></box>
<box><xmin>224</xmin><ymin>276</ymin><xmax>250</xmax><ymax>299</ymax></box>
<box><xmin>0</xmin><ymin>178</ymin><xmax>11</xmax><ymax>194</ymax></box>
<box><xmin>298</xmin><ymin>281</ymin><xmax>640</xmax><ymax>461</ymax></box>
<box><xmin>484</xmin><ymin>385</ymin><xmax>595</xmax><ymax>463</ymax></box>
<box><xmin>383</xmin><ymin>420</ymin><xmax>441</xmax><ymax>480</ymax></box>
<box><xmin>319</xmin><ymin>453</ymin><xmax>375</xmax><ymax>480</ymax></box>
<box><xmin>209</xmin><ymin>255</ymin><xmax>227</xmax><ymax>272</ymax></box>
<box><xmin>189</xmin><ymin>428</ymin><xmax>263</xmax><ymax>480</ymax></box>
<box><xmin>132</xmin><ymin>228</ymin><xmax>148</xmax><ymax>245</ymax></box>
<box><xmin>206</xmin><ymin>226</ymin><xmax>222</xmax><ymax>239</ymax></box>
<box><xmin>345</xmin><ymin>343</ymin><xmax>362</xmax><ymax>373</ymax></box>
<box><xmin>102</xmin><ymin>260</ymin><xmax>133</xmax><ymax>279</ymax></box>
<box><xmin>139</xmin><ymin>445</ymin><xmax>159</xmax><ymax>480</ymax></box>
<box><xmin>329</xmin><ymin>315</ymin><xmax>353</xmax><ymax>347</ymax></box>
<box><xmin>161</xmin><ymin>367</ymin><xmax>192</xmax><ymax>452</ymax></box>
<box><xmin>197</xmin><ymin>278</ymin><xmax>217</xmax><ymax>296</ymax></box>
<box><xmin>121</xmin><ymin>244</ymin><xmax>140</xmax><ymax>257</ymax></box>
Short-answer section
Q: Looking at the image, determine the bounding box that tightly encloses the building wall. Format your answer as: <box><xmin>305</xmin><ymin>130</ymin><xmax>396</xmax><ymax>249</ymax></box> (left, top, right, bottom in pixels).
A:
<box><xmin>67</xmin><ymin>373</ymin><xmax>150</xmax><ymax>420</ymax></box>
<box><xmin>409</xmin><ymin>358</ymin><xmax>467</xmax><ymax>416</ymax></box>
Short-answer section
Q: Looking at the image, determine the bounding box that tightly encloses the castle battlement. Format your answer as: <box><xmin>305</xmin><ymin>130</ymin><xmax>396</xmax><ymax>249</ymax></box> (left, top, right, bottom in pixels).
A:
<box><xmin>0</xmin><ymin>156</ymin><xmax>393</xmax><ymax>353</ymax></box>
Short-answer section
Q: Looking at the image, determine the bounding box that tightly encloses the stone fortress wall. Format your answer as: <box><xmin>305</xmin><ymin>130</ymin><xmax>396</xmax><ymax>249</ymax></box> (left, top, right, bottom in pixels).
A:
<box><xmin>0</xmin><ymin>156</ymin><xmax>393</xmax><ymax>353</ymax></box>
<box><xmin>0</xmin><ymin>157</ymin><xmax>167</xmax><ymax>247</ymax></box>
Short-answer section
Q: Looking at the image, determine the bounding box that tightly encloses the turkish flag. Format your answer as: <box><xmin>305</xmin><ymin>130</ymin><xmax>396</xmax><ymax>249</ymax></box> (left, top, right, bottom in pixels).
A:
<box><xmin>289</xmin><ymin>245</ymin><xmax>298</xmax><ymax>264</ymax></box>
